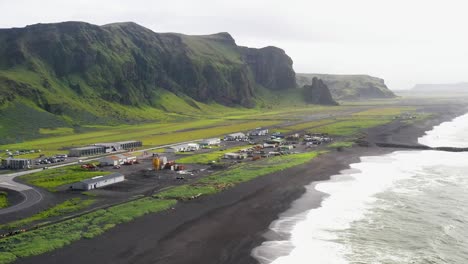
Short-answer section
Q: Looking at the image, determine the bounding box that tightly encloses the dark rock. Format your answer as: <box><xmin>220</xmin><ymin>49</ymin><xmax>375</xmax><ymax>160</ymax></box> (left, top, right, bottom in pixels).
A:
<box><xmin>302</xmin><ymin>77</ymin><xmax>338</xmax><ymax>105</ymax></box>
<box><xmin>240</xmin><ymin>46</ymin><xmax>296</xmax><ymax>90</ymax></box>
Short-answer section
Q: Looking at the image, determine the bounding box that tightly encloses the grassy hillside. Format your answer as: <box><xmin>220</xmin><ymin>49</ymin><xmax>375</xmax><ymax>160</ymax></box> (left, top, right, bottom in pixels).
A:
<box><xmin>0</xmin><ymin>21</ymin><xmax>300</xmax><ymax>143</ymax></box>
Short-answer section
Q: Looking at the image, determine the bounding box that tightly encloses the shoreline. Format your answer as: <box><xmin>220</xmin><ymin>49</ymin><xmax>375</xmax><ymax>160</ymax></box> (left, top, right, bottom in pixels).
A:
<box><xmin>15</xmin><ymin>104</ymin><xmax>467</xmax><ymax>264</ymax></box>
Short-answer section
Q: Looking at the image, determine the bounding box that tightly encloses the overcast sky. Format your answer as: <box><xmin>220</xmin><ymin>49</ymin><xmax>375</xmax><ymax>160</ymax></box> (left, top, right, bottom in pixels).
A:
<box><xmin>1</xmin><ymin>0</ymin><xmax>467</xmax><ymax>90</ymax></box>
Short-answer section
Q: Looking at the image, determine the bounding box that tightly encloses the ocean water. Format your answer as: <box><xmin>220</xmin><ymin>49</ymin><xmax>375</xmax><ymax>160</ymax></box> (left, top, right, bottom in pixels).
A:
<box><xmin>252</xmin><ymin>113</ymin><xmax>468</xmax><ymax>264</ymax></box>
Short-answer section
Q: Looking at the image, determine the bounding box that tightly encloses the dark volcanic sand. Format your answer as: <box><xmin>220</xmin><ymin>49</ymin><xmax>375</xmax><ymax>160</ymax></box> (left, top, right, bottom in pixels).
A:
<box><xmin>16</xmin><ymin>103</ymin><xmax>468</xmax><ymax>264</ymax></box>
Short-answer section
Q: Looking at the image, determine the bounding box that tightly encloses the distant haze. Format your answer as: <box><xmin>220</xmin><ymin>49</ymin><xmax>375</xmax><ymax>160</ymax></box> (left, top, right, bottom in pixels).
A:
<box><xmin>2</xmin><ymin>0</ymin><xmax>467</xmax><ymax>90</ymax></box>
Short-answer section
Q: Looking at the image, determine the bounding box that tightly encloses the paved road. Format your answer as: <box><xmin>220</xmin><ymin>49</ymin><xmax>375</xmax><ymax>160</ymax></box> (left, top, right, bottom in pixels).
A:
<box><xmin>0</xmin><ymin>189</ymin><xmax>43</xmax><ymax>215</ymax></box>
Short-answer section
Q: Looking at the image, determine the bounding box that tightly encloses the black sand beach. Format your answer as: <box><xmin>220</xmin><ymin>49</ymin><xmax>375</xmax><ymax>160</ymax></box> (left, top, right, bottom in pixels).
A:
<box><xmin>16</xmin><ymin>103</ymin><xmax>468</xmax><ymax>264</ymax></box>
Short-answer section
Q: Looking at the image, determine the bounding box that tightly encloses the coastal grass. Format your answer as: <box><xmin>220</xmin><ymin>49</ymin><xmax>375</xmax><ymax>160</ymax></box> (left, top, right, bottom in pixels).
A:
<box><xmin>176</xmin><ymin>145</ymin><xmax>250</xmax><ymax>164</ymax></box>
<box><xmin>309</xmin><ymin>118</ymin><xmax>391</xmax><ymax>136</ymax></box>
<box><xmin>0</xmin><ymin>192</ymin><xmax>7</xmax><ymax>208</ymax></box>
<box><xmin>353</xmin><ymin>107</ymin><xmax>416</xmax><ymax>116</ymax></box>
<box><xmin>0</xmin><ymin>198</ymin><xmax>95</xmax><ymax>231</ymax></box>
<box><xmin>328</xmin><ymin>141</ymin><xmax>355</xmax><ymax>149</ymax></box>
<box><xmin>279</xmin><ymin>119</ymin><xmax>339</xmax><ymax>132</ymax></box>
<box><xmin>19</xmin><ymin>166</ymin><xmax>111</xmax><ymax>192</ymax></box>
<box><xmin>0</xmin><ymin>198</ymin><xmax>176</xmax><ymax>263</ymax></box>
<box><xmin>156</xmin><ymin>151</ymin><xmax>320</xmax><ymax>200</ymax></box>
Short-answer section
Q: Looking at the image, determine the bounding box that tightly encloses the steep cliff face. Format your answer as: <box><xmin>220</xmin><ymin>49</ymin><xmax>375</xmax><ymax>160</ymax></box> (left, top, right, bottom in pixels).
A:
<box><xmin>0</xmin><ymin>22</ymin><xmax>259</xmax><ymax>108</ymax></box>
<box><xmin>297</xmin><ymin>73</ymin><xmax>395</xmax><ymax>100</ymax></box>
<box><xmin>302</xmin><ymin>77</ymin><xmax>338</xmax><ymax>105</ymax></box>
<box><xmin>240</xmin><ymin>46</ymin><xmax>296</xmax><ymax>90</ymax></box>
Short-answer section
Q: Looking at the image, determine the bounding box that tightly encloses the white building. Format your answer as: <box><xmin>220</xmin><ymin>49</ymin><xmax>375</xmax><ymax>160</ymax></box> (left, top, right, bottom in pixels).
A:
<box><xmin>71</xmin><ymin>173</ymin><xmax>125</xmax><ymax>190</ymax></box>
<box><xmin>187</xmin><ymin>143</ymin><xmax>200</xmax><ymax>151</ymax></box>
<box><xmin>99</xmin><ymin>153</ymin><xmax>137</xmax><ymax>166</ymax></box>
<box><xmin>166</xmin><ymin>143</ymin><xmax>199</xmax><ymax>153</ymax></box>
<box><xmin>224</xmin><ymin>132</ymin><xmax>246</xmax><ymax>141</ymax></box>
<box><xmin>223</xmin><ymin>152</ymin><xmax>247</xmax><ymax>159</ymax></box>
<box><xmin>200</xmin><ymin>138</ymin><xmax>221</xmax><ymax>146</ymax></box>
<box><xmin>99</xmin><ymin>155</ymin><xmax>123</xmax><ymax>166</ymax></box>
<box><xmin>248</xmin><ymin>128</ymin><xmax>269</xmax><ymax>136</ymax></box>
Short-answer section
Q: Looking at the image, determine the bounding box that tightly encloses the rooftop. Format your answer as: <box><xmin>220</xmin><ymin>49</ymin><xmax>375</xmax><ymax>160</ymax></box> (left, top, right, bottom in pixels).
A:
<box><xmin>80</xmin><ymin>172</ymin><xmax>124</xmax><ymax>184</ymax></box>
<box><xmin>71</xmin><ymin>146</ymin><xmax>105</xmax><ymax>151</ymax></box>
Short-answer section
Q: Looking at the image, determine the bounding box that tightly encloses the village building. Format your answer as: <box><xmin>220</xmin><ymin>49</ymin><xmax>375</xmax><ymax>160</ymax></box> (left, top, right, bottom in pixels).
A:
<box><xmin>223</xmin><ymin>152</ymin><xmax>248</xmax><ymax>159</ymax></box>
<box><xmin>1</xmin><ymin>158</ymin><xmax>32</xmax><ymax>169</ymax></box>
<box><xmin>248</xmin><ymin>128</ymin><xmax>269</xmax><ymax>136</ymax></box>
<box><xmin>94</xmin><ymin>140</ymin><xmax>142</xmax><ymax>153</ymax></box>
<box><xmin>165</xmin><ymin>143</ymin><xmax>200</xmax><ymax>153</ymax></box>
<box><xmin>99</xmin><ymin>153</ymin><xmax>137</xmax><ymax>166</ymax></box>
<box><xmin>69</xmin><ymin>146</ymin><xmax>106</xmax><ymax>157</ymax></box>
<box><xmin>69</xmin><ymin>140</ymin><xmax>142</xmax><ymax>157</ymax></box>
<box><xmin>224</xmin><ymin>132</ymin><xmax>246</xmax><ymax>141</ymax></box>
<box><xmin>71</xmin><ymin>173</ymin><xmax>125</xmax><ymax>190</ymax></box>
<box><xmin>199</xmin><ymin>138</ymin><xmax>221</xmax><ymax>146</ymax></box>
<box><xmin>280</xmin><ymin>145</ymin><xmax>294</xmax><ymax>151</ymax></box>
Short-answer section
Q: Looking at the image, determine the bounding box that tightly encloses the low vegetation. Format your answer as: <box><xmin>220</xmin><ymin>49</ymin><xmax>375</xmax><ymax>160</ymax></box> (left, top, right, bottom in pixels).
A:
<box><xmin>0</xmin><ymin>198</ymin><xmax>176</xmax><ymax>263</ymax></box>
<box><xmin>176</xmin><ymin>145</ymin><xmax>249</xmax><ymax>164</ymax></box>
<box><xmin>0</xmin><ymin>198</ymin><xmax>95</xmax><ymax>231</ymax></box>
<box><xmin>157</xmin><ymin>151</ymin><xmax>320</xmax><ymax>200</ymax></box>
<box><xmin>328</xmin><ymin>141</ymin><xmax>355</xmax><ymax>149</ymax></box>
<box><xmin>0</xmin><ymin>192</ymin><xmax>8</xmax><ymax>208</ymax></box>
<box><xmin>19</xmin><ymin>166</ymin><xmax>111</xmax><ymax>192</ymax></box>
<box><xmin>309</xmin><ymin>118</ymin><xmax>390</xmax><ymax>136</ymax></box>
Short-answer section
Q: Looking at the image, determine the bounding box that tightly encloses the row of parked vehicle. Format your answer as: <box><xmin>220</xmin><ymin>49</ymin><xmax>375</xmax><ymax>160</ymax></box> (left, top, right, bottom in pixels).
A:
<box><xmin>35</xmin><ymin>154</ymin><xmax>68</xmax><ymax>165</ymax></box>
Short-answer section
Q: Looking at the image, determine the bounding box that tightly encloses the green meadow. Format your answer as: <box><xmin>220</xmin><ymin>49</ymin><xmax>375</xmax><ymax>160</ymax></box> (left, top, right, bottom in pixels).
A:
<box><xmin>0</xmin><ymin>192</ymin><xmax>7</xmax><ymax>209</ymax></box>
<box><xmin>176</xmin><ymin>145</ymin><xmax>250</xmax><ymax>164</ymax></box>
<box><xmin>0</xmin><ymin>198</ymin><xmax>176</xmax><ymax>264</ymax></box>
<box><xmin>19</xmin><ymin>166</ymin><xmax>111</xmax><ymax>192</ymax></box>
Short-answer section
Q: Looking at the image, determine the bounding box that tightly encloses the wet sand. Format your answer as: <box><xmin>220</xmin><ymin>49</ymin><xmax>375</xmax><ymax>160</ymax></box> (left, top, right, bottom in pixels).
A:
<box><xmin>16</xmin><ymin>103</ymin><xmax>468</xmax><ymax>264</ymax></box>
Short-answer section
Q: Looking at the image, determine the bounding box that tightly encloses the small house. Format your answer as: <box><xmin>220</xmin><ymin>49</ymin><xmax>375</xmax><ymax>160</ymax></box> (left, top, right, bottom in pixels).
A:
<box><xmin>71</xmin><ymin>173</ymin><xmax>125</xmax><ymax>190</ymax></box>
<box><xmin>248</xmin><ymin>128</ymin><xmax>269</xmax><ymax>136</ymax></box>
<box><xmin>200</xmin><ymin>138</ymin><xmax>221</xmax><ymax>146</ymax></box>
<box><xmin>280</xmin><ymin>145</ymin><xmax>294</xmax><ymax>151</ymax></box>
<box><xmin>99</xmin><ymin>155</ymin><xmax>123</xmax><ymax>166</ymax></box>
<box><xmin>224</xmin><ymin>132</ymin><xmax>246</xmax><ymax>141</ymax></box>
<box><xmin>223</xmin><ymin>152</ymin><xmax>247</xmax><ymax>160</ymax></box>
<box><xmin>187</xmin><ymin>143</ymin><xmax>200</xmax><ymax>151</ymax></box>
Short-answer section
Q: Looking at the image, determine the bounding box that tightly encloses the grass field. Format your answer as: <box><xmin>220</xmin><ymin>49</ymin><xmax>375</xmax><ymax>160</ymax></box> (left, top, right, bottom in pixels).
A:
<box><xmin>328</xmin><ymin>141</ymin><xmax>355</xmax><ymax>149</ymax></box>
<box><xmin>19</xmin><ymin>166</ymin><xmax>111</xmax><ymax>192</ymax></box>
<box><xmin>0</xmin><ymin>119</ymin><xmax>279</xmax><ymax>158</ymax></box>
<box><xmin>176</xmin><ymin>145</ymin><xmax>249</xmax><ymax>164</ymax></box>
<box><xmin>310</xmin><ymin>119</ymin><xmax>391</xmax><ymax>136</ymax></box>
<box><xmin>0</xmin><ymin>198</ymin><xmax>95</xmax><ymax>231</ymax></box>
<box><xmin>0</xmin><ymin>192</ymin><xmax>7</xmax><ymax>208</ymax></box>
<box><xmin>0</xmin><ymin>198</ymin><xmax>176</xmax><ymax>264</ymax></box>
<box><xmin>157</xmin><ymin>151</ymin><xmax>320</xmax><ymax>200</ymax></box>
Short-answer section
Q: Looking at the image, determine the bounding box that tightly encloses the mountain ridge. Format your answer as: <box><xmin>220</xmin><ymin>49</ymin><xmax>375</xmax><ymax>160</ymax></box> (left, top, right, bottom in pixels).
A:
<box><xmin>0</xmin><ymin>21</ymin><xmax>325</xmax><ymax>143</ymax></box>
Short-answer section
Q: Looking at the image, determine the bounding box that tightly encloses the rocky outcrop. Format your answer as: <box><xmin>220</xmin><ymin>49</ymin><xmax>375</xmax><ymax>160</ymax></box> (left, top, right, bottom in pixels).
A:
<box><xmin>297</xmin><ymin>73</ymin><xmax>395</xmax><ymax>100</ymax></box>
<box><xmin>240</xmin><ymin>46</ymin><xmax>296</xmax><ymax>90</ymax></box>
<box><xmin>302</xmin><ymin>77</ymin><xmax>338</xmax><ymax>105</ymax></box>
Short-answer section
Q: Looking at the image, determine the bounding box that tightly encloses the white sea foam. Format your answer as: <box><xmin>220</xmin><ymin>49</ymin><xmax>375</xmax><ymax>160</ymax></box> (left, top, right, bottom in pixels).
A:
<box><xmin>419</xmin><ymin>112</ymin><xmax>468</xmax><ymax>147</ymax></box>
<box><xmin>252</xmin><ymin>112</ymin><xmax>468</xmax><ymax>264</ymax></box>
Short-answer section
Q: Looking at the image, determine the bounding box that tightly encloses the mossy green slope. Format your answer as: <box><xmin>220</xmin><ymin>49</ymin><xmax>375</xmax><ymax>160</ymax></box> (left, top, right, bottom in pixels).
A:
<box><xmin>0</xmin><ymin>21</ymin><xmax>299</xmax><ymax>143</ymax></box>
